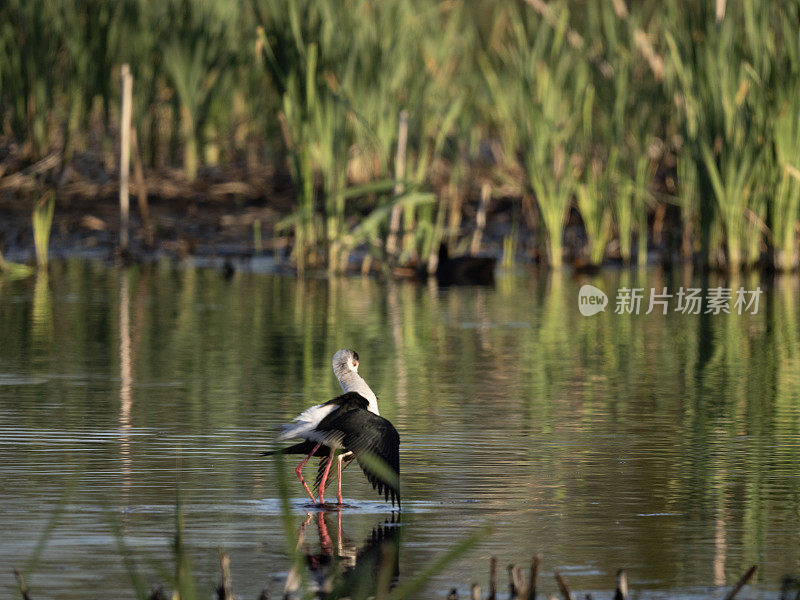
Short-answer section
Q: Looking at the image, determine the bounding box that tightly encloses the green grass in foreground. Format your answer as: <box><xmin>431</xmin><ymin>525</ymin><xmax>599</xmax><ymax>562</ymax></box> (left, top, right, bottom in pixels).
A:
<box><xmin>11</xmin><ymin>455</ymin><xmax>489</xmax><ymax>600</ymax></box>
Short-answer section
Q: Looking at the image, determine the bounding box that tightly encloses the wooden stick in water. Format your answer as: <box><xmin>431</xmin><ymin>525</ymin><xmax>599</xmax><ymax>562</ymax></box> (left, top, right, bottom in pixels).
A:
<box><xmin>147</xmin><ymin>586</ymin><xmax>168</xmax><ymax>600</ymax></box>
<box><xmin>779</xmin><ymin>575</ymin><xmax>800</xmax><ymax>600</ymax></box>
<box><xmin>614</xmin><ymin>569</ymin><xmax>628</xmax><ymax>600</ymax></box>
<box><xmin>470</xmin><ymin>182</ymin><xmax>490</xmax><ymax>256</ymax></box>
<box><xmin>361</xmin><ymin>254</ymin><xmax>372</xmax><ymax>276</ymax></box>
<box><xmin>488</xmin><ymin>556</ymin><xmax>497</xmax><ymax>600</ymax></box>
<box><xmin>119</xmin><ymin>64</ymin><xmax>133</xmax><ymax>252</ymax></box>
<box><xmin>512</xmin><ymin>565</ymin><xmax>525</xmax><ymax>599</ymax></box>
<box><xmin>528</xmin><ymin>554</ymin><xmax>541</xmax><ymax>600</ymax></box>
<box><xmin>554</xmin><ymin>570</ymin><xmax>574</xmax><ymax>600</ymax></box>
<box><xmin>217</xmin><ymin>551</ymin><xmax>233</xmax><ymax>600</ymax></box>
<box><xmin>508</xmin><ymin>564</ymin><xmax>518</xmax><ymax>598</ymax></box>
<box><xmin>514</xmin><ymin>567</ymin><xmax>528</xmax><ymax>600</ymax></box>
<box><xmin>715</xmin><ymin>0</ymin><xmax>727</xmax><ymax>22</ymax></box>
<box><xmin>723</xmin><ymin>566</ymin><xmax>757</xmax><ymax>600</ymax></box>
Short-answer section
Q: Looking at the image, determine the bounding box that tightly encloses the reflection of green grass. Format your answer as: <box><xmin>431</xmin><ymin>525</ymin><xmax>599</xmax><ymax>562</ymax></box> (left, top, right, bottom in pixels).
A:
<box><xmin>0</xmin><ymin>191</ymin><xmax>52</xmax><ymax>282</ymax></box>
<box><xmin>30</xmin><ymin>271</ymin><xmax>53</xmax><ymax>358</ymax></box>
<box><xmin>13</xmin><ymin>476</ymin><xmax>80</xmax><ymax>599</ymax></box>
<box><xmin>39</xmin><ymin>453</ymin><xmax>485</xmax><ymax>600</ymax></box>
<box><xmin>6</xmin><ymin>262</ymin><xmax>800</xmax><ymax>594</ymax></box>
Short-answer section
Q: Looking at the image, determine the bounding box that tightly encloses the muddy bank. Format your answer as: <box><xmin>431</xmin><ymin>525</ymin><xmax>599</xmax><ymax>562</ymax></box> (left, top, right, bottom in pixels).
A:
<box><xmin>0</xmin><ymin>157</ymin><xmax>548</xmax><ymax>273</ymax></box>
<box><xmin>0</xmin><ymin>145</ymin><xmax>299</xmax><ymax>266</ymax></box>
<box><xmin>0</xmin><ymin>144</ymin><xmax>663</xmax><ymax>274</ymax></box>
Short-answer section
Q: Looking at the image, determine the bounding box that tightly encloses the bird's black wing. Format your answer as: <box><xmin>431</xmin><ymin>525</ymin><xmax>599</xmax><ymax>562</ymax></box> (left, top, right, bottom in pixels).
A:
<box><xmin>315</xmin><ymin>402</ymin><xmax>401</xmax><ymax>506</ymax></box>
<box><xmin>310</xmin><ymin>392</ymin><xmax>370</xmax><ymax>488</ymax></box>
<box><xmin>321</xmin><ymin>391</ymin><xmax>371</xmax><ymax>410</ymax></box>
<box><xmin>261</xmin><ymin>392</ymin><xmax>367</xmax><ymax>456</ymax></box>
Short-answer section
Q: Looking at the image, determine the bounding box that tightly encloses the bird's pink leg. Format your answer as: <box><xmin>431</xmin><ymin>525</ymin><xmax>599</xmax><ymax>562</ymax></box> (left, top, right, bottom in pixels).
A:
<box><xmin>336</xmin><ymin>454</ymin><xmax>344</xmax><ymax>505</ymax></box>
<box><xmin>295</xmin><ymin>443</ymin><xmax>321</xmax><ymax>502</ymax></box>
<box><xmin>336</xmin><ymin>509</ymin><xmax>343</xmax><ymax>550</ymax></box>
<box><xmin>317</xmin><ymin>452</ymin><xmax>335</xmax><ymax>504</ymax></box>
<box><xmin>317</xmin><ymin>512</ymin><xmax>332</xmax><ymax>554</ymax></box>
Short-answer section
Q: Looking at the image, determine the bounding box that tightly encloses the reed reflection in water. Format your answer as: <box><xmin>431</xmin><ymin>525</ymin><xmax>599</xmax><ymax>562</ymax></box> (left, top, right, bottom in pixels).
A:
<box><xmin>0</xmin><ymin>260</ymin><xmax>799</xmax><ymax>599</ymax></box>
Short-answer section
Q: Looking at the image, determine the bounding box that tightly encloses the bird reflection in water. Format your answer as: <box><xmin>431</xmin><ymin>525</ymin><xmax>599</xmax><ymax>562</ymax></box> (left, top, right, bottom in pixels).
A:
<box><xmin>284</xmin><ymin>511</ymin><xmax>400</xmax><ymax>598</ymax></box>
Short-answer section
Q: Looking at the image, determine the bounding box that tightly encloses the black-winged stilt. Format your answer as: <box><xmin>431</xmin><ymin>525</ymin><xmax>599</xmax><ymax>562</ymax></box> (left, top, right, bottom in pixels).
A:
<box><xmin>266</xmin><ymin>349</ymin><xmax>400</xmax><ymax>507</ymax></box>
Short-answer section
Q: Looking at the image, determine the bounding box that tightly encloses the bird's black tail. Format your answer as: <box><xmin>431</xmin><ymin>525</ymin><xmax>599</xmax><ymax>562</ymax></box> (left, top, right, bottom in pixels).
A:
<box><xmin>261</xmin><ymin>440</ymin><xmax>330</xmax><ymax>457</ymax></box>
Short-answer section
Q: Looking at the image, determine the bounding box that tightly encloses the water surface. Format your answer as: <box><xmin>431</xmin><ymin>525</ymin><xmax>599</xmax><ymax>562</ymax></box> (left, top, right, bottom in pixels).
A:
<box><xmin>1</xmin><ymin>261</ymin><xmax>799</xmax><ymax>598</ymax></box>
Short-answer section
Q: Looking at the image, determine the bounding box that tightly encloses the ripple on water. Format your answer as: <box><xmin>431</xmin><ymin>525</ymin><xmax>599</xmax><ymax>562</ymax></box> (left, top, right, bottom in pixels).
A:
<box><xmin>0</xmin><ymin>373</ymin><xmax>50</xmax><ymax>385</ymax></box>
<box><xmin>247</xmin><ymin>498</ymin><xmax>435</xmax><ymax>515</ymax></box>
<box><xmin>2</xmin><ymin>264</ymin><xmax>800</xmax><ymax>600</ymax></box>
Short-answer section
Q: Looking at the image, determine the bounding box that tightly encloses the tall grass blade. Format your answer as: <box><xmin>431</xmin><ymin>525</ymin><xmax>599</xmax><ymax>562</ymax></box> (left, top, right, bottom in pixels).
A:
<box><xmin>32</xmin><ymin>192</ymin><xmax>54</xmax><ymax>268</ymax></box>
<box><xmin>22</xmin><ymin>474</ymin><xmax>81</xmax><ymax>585</ymax></box>
<box><xmin>0</xmin><ymin>250</ymin><xmax>34</xmax><ymax>280</ymax></box>
<box><xmin>388</xmin><ymin>524</ymin><xmax>492</xmax><ymax>600</ymax></box>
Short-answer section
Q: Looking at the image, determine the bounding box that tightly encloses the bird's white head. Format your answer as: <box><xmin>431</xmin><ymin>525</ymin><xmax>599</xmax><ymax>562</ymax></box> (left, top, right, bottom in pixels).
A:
<box><xmin>332</xmin><ymin>348</ymin><xmax>359</xmax><ymax>378</ymax></box>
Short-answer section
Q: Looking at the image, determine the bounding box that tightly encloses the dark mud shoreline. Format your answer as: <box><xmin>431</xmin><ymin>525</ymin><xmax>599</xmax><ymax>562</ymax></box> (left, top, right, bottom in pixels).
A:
<box><xmin>0</xmin><ymin>166</ymin><xmax>532</xmax><ymax>274</ymax></box>
<box><xmin>1</xmin><ymin>191</ymin><xmax>280</xmax><ymax>265</ymax></box>
<box><xmin>0</xmin><ymin>145</ymin><xmax>675</xmax><ymax>274</ymax></box>
<box><xmin>0</xmin><ymin>152</ymin><xmax>295</xmax><ymax>269</ymax></box>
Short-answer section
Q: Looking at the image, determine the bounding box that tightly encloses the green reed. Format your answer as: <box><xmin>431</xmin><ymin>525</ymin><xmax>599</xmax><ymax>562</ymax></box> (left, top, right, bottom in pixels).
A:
<box><xmin>662</xmin><ymin>1</ymin><xmax>800</xmax><ymax>271</ymax></box>
<box><xmin>481</xmin><ymin>0</ymin><xmax>588</xmax><ymax>269</ymax></box>
<box><xmin>0</xmin><ymin>1</ymin><xmax>65</xmax><ymax>157</ymax></box>
<box><xmin>254</xmin><ymin>1</ymin><xmax>357</xmax><ymax>271</ymax></box>
<box><xmin>161</xmin><ymin>1</ymin><xmax>236</xmax><ymax>181</ymax></box>
<box><xmin>676</xmin><ymin>151</ymin><xmax>699</xmax><ymax>262</ymax></box>
<box><xmin>253</xmin><ymin>0</ymin><xmax>468</xmax><ymax>271</ymax></box>
<box><xmin>3</xmin><ymin>0</ymin><xmax>800</xmax><ymax>272</ymax></box>
<box><xmin>770</xmin><ymin>9</ymin><xmax>800</xmax><ymax>271</ymax></box>
<box><xmin>32</xmin><ymin>192</ymin><xmax>54</xmax><ymax>268</ymax></box>
<box><xmin>582</xmin><ymin>0</ymin><xmax>661</xmax><ymax>267</ymax></box>
<box><xmin>576</xmin><ymin>155</ymin><xmax>615</xmax><ymax>267</ymax></box>
<box><xmin>0</xmin><ymin>251</ymin><xmax>35</xmax><ymax>280</ymax></box>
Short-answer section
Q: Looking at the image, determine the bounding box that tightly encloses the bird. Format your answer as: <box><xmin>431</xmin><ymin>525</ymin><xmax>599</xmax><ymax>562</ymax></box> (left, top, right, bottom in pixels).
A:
<box><xmin>434</xmin><ymin>243</ymin><xmax>496</xmax><ymax>286</ymax></box>
<box><xmin>221</xmin><ymin>260</ymin><xmax>235</xmax><ymax>280</ymax></box>
<box><xmin>265</xmin><ymin>349</ymin><xmax>400</xmax><ymax>507</ymax></box>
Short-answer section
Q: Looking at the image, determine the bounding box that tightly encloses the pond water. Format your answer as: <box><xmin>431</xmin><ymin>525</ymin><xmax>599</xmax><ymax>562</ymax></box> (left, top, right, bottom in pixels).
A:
<box><xmin>1</xmin><ymin>260</ymin><xmax>800</xmax><ymax>599</ymax></box>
